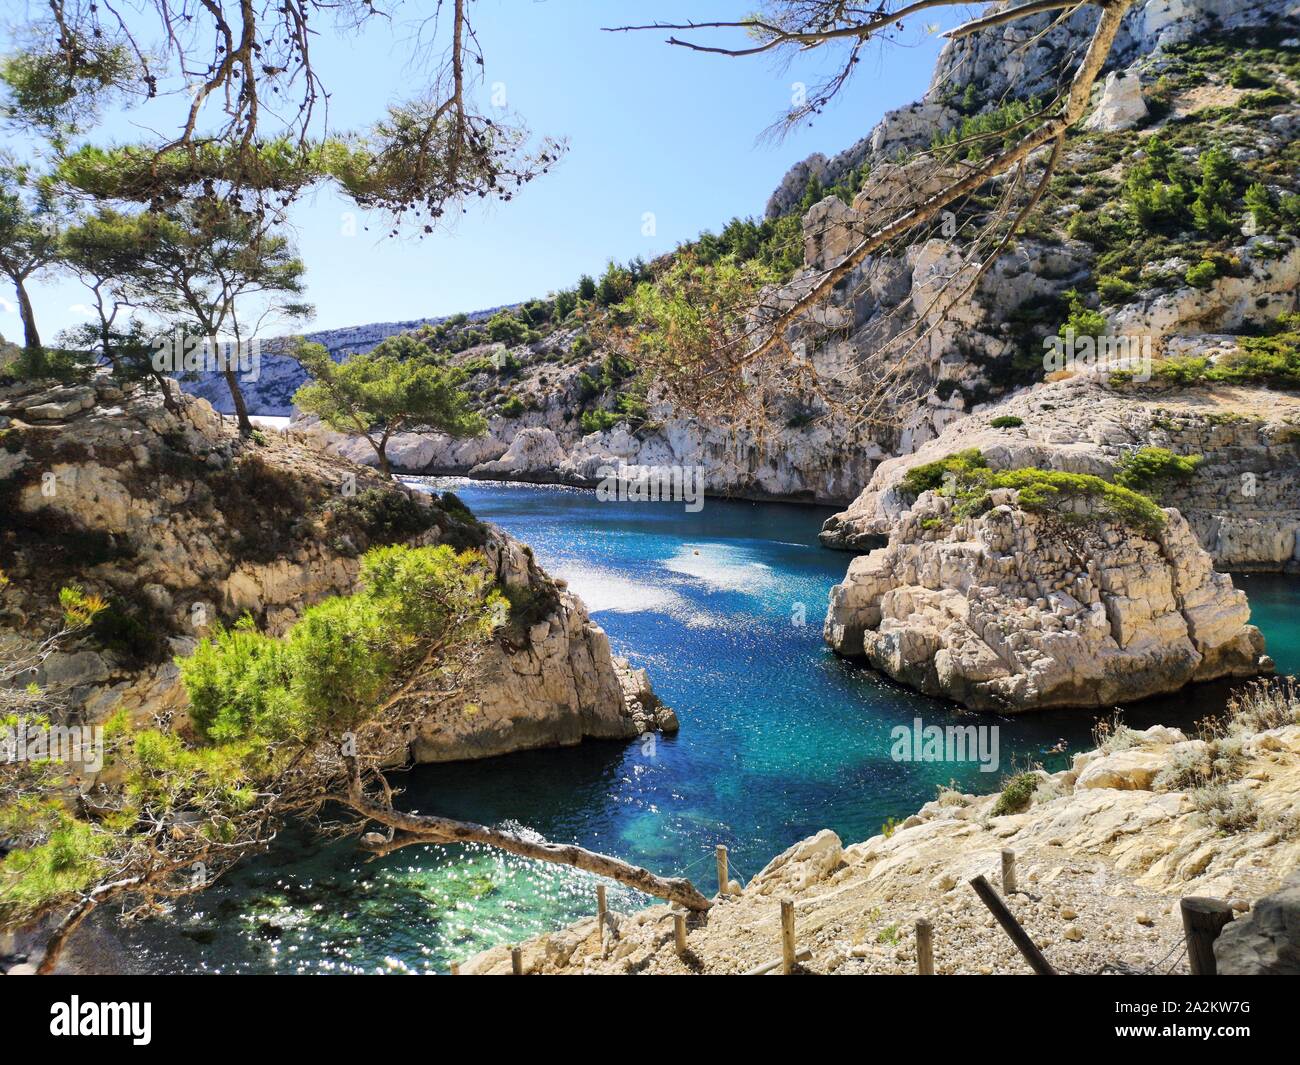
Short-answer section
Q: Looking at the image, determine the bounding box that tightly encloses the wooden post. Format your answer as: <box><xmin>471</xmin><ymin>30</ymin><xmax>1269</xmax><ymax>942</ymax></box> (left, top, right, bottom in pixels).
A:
<box><xmin>1181</xmin><ymin>897</ymin><xmax>1235</xmax><ymax>976</ymax></box>
<box><xmin>597</xmin><ymin>884</ymin><xmax>607</xmax><ymax>924</ymax></box>
<box><xmin>716</xmin><ymin>844</ymin><xmax>729</xmax><ymax>896</ymax></box>
<box><xmin>1001</xmin><ymin>849</ymin><xmax>1017</xmax><ymax>895</ymax></box>
<box><xmin>450</xmin><ymin>962</ymin><xmax>460</xmax><ymax>976</ymax></box>
<box><xmin>915</xmin><ymin>918</ymin><xmax>934</xmax><ymax>975</ymax></box>
<box><xmin>969</xmin><ymin>875</ymin><xmax>1057</xmax><ymax>975</ymax></box>
<box><xmin>674</xmin><ymin>912</ymin><xmax>687</xmax><ymax>958</ymax></box>
<box><xmin>510</xmin><ymin>946</ymin><xmax>523</xmax><ymax>975</ymax></box>
<box><xmin>780</xmin><ymin>899</ymin><xmax>797</xmax><ymax>975</ymax></box>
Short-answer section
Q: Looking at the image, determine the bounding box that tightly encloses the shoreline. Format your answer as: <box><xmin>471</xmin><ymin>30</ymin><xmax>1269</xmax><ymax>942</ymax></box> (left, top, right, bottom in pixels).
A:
<box><xmin>401</xmin><ymin>466</ymin><xmax>852</xmax><ymax>513</ymax></box>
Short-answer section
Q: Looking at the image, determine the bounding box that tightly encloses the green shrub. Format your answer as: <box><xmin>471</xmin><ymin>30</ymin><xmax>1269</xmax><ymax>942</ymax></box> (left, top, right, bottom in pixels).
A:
<box><xmin>992</xmin><ymin>773</ymin><xmax>1038</xmax><ymax>816</ymax></box>
<box><xmin>1241</xmin><ymin>88</ymin><xmax>1291</xmax><ymax>109</ymax></box>
<box><xmin>439</xmin><ymin>491</ymin><xmax>474</xmax><ymax>520</ymax></box>
<box><xmin>1097</xmin><ymin>275</ymin><xmax>1138</xmax><ymax>304</ymax></box>
<box><xmin>1153</xmin><ymin>327</ymin><xmax>1300</xmax><ymax>389</ymax></box>
<box><xmin>1185</xmin><ymin>259</ymin><xmax>1219</xmax><ymax>289</ymax></box>
<box><xmin>1190</xmin><ymin>146</ymin><xmax>1238</xmax><ymax>236</ymax></box>
<box><xmin>1058</xmin><ymin>288</ymin><xmax>1108</xmax><ymax>339</ymax></box>
<box><xmin>180</xmin><ymin>545</ymin><xmax>505</xmax><ymax>744</ymax></box>
<box><xmin>1125</xmin><ymin>136</ymin><xmax>1193</xmax><ymax>231</ymax></box>
<box><xmin>989</xmin><ymin>415</ymin><xmax>1024</xmax><ymax>429</ymax></box>
<box><xmin>1228</xmin><ymin>65</ymin><xmax>1271</xmax><ymax>89</ymax></box>
<box><xmin>486</xmin><ymin>312</ymin><xmax>529</xmax><ymax>346</ymax></box>
<box><xmin>1245</xmin><ymin>182</ymin><xmax>1278</xmax><ymax>231</ymax></box>
<box><xmin>325</xmin><ymin>487</ymin><xmax>437</xmax><ymax>554</ymax></box>
<box><xmin>898</xmin><ymin>449</ymin><xmax>989</xmax><ymax>500</ymax></box>
<box><xmin>499</xmin><ymin>395</ymin><xmax>525</xmax><ymax>418</ymax></box>
<box><xmin>1113</xmin><ymin>446</ymin><xmax>1202</xmax><ymax>493</ymax></box>
<box><xmin>580</xmin><ymin>408</ymin><xmax>623</xmax><ymax>434</ymax></box>
<box><xmin>1152</xmin><ymin>356</ymin><xmax>1210</xmax><ymax>385</ymax></box>
<box><xmin>1219</xmin><ymin>330</ymin><xmax>1300</xmax><ymax>387</ymax></box>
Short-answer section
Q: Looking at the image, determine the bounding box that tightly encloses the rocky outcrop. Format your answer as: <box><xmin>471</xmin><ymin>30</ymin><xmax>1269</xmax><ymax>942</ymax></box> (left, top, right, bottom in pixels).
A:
<box><xmin>464</xmin><ymin>716</ymin><xmax>1300</xmax><ymax>974</ymax></box>
<box><xmin>820</xmin><ymin>371</ymin><xmax>1300</xmax><ymax>571</ymax></box>
<box><xmin>769</xmin><ymin>0</ymin><xmax>1294</xmax><ymax>211</ymax></box>
<box><xmin>822</xmin><ymin>482</ymin><xmax>1270</xmax><ymax>712</ymax></box>
<box><xmin>0</xmin><ymin>376</ymin><xmax>671</xmax><ymax>763</ymax></box>
<box><xmin>1083</xmin><ymin>70</ymin><xmax>1148</xmax><ymax>132</ymax></box>
<box><xmin>408</xmin><ymin>533</ymin><xmax>678</xmax><ymax>763</ymax></box>
<box><xmin>1215</xmin><ymin>869</ymin><xmax>1300</xmax><ymax>975</ymax></box>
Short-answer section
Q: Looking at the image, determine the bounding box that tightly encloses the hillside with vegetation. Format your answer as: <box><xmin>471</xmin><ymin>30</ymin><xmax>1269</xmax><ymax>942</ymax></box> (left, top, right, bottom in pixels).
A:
<box><xmin>242</xmin><ymin>7</ymin><xmax>1300</xmax><ymax>516</ymax></box>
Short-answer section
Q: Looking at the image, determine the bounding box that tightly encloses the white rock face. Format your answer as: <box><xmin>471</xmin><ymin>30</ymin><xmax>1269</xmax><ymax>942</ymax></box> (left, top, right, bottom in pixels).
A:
<box><xmin>1085</xmin><ymin>70</ymin><xmax>1149</xmax><ymax>132</ymax></box>
<box><xmin>471</xmin><ymin>426</ymin><xmax>567</xmax><ymax>478</ymax></box>
<box><xmin>408</xmin><ymin>534</ymin><xmax>676</xmax><ymax>762</ymax></box>
<box><xmin>823</xmin><ymin>486</ymin><xmax>1270</xmax><ymax>712</ymax></box>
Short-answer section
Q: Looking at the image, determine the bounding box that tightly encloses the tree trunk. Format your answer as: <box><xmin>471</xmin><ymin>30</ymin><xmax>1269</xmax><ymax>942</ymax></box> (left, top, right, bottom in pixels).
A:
<box><xmin>350</xmin><ymin>799</ymin><xmax>713</xmax><ymax>911</ymax></box>
<box><xmin>14</xmin><ymin>275</ymin><xmax>41</xmax><ymax>355</ymax></box>
<box><xmin>223</xmin><ymin>368</ymin><xmax>254</xmax><ymax>435</ymax></box>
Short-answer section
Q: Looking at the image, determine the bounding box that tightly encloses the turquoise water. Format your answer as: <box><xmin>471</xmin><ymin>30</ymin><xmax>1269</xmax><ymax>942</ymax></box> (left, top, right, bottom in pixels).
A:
<box><xmin>119</xmin><ymin>481</ymin><xmax>1299</xmax><ymax>973</ymax></box>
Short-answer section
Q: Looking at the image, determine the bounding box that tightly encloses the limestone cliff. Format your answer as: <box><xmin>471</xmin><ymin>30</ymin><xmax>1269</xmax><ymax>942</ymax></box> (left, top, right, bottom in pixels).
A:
<box><xmin>0</xmin><ymin>376</ymin><xmax>673</xmax><ymax>764</ymax></box>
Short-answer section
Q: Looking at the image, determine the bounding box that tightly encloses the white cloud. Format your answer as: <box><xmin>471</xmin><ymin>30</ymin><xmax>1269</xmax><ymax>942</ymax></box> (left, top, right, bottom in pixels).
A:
<box><xmin>0</xmin><ymin>296</ymin><xmax>14</xmax><ymax>314</ymax></box>
<box><xmin>67</xmin><ymin>303</ymin><xmax>96</xmax><ymax>318</ymax></box>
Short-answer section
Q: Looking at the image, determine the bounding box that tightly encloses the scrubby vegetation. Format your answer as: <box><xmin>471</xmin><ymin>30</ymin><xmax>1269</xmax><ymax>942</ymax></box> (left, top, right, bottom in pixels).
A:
<box><xmin>1152</xmin><ymin>678</ymin><xmax>1300</xmax><ymax>837</ymax></box>
<box><xmin>899</xmin><ymin>448</ymin><xmax>1168</xmax><ymax>535</ymax></box>
<box><xmin>1147</xmin><ymin>315</ymin><xmax>1300</xmax><ymax>390</ymax></box>
<box><xmin>1113</xmin><ymin>446</ymin><xmax>1201</xmax><ymax>494</ymax></box>
<box><xmin>991</xmin><ymin>772</ymin><xmax>1038</xmax><ymax>816</ymax></box>
<box><xmin>0</xmin><ymin>544</ymin><xmax>508</xmax><ymax>940</ymax></box>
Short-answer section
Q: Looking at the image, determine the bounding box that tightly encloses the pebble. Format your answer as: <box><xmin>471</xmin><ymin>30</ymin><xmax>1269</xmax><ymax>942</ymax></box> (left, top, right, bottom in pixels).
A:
<box><xmin>1064</xmin><ymin>926</ymin><xmax>1083</xmax><ymax>942</ymax></box>
<box><xmin>1135</xmin><ymin>912</ymin><xmax>1154</xmax><ymax>926</ymax></box>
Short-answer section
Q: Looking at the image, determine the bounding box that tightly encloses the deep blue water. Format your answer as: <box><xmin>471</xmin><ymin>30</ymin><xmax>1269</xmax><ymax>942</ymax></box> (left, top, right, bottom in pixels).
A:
<box><xmin>118</xmin><ymin>480</ymin><xmax>1300</xmax><ymax>973</ymax></box>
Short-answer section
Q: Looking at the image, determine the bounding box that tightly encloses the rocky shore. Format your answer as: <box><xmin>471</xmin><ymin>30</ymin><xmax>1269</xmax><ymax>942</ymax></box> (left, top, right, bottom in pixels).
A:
<box><xmin>0</xmin><ymin>377</ymin><xmax>674</xmax><ymax>765</ymax></box>
<box><xmin>463</xmin><ymin>697</ymin><xmax>1300</xmax><ymax>975</ymax></box>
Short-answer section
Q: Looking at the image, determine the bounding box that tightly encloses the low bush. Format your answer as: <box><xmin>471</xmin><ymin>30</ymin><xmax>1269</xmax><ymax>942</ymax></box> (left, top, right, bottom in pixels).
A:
<box><xmin>899</xmin><ymin>449</ymin><xmax>1167</xmax><ymax>535</ymax></box>
<box><xmin>1113</xmin><ymin>446</ymin><xmax>1201</xmax><ymax>494</ymax></box>
<box><xmin>991</xmin><ymin>773</ymin><xmax>1038</xmax><ymax>816</ymax></box>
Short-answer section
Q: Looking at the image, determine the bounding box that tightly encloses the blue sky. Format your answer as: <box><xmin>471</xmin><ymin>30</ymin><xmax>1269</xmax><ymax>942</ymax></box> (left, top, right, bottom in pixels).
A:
<box><xmin>5</xmin><ymin>0</ymin><xmax>949</xmax><ymax>341</ymax></box>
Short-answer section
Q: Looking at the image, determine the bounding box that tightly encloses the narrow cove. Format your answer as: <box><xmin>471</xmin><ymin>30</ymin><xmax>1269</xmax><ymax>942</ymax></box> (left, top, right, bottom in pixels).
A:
<box><xmin>113</xmin><ymin>481</ymin><xmax>1300</xmax><ymax>973</ymax></box>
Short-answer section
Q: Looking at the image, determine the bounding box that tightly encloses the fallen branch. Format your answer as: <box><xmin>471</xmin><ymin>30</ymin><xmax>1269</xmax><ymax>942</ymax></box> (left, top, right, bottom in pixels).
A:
<box><xmin>344</xmin><ymin>796</ymin><xmax>713</xmax><ymax>912</ymax></box>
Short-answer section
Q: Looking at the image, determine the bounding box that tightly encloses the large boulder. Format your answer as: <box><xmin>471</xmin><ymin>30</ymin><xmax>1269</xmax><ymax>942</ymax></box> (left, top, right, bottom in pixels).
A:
<box><xmin>823</xmin><ymin>484</ymin><xmax>1271</xmax><ymax>712</ymax></box>
<box><xmin>1084</xmin><ymin>70</ymin><xmax>1148</xmax><ymax>132</ymax></box>
<box><xmin>1215</xmin><ymin>871</ymin><xmax>1300</xmax><ymax>975</ymax></box>
<box><xmin>470</xmin><ymin>426</ymin><xmax>567</xmax><ymax>478</ymax></box>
